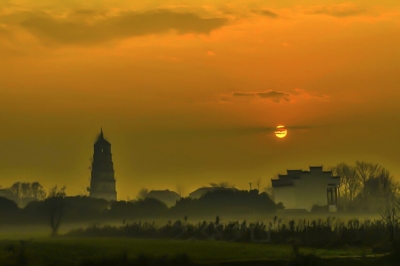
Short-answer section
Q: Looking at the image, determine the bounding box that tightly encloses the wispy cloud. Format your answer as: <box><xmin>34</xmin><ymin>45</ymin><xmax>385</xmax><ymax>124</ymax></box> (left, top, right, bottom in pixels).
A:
<box><xmin>232</xmin><ymin>90</ymin><xmax>290</xmax><ymax>103</ymax></box>
<box><xmin>308</xmin><ymin>3</ymin><xmax>366</xmax><ymax>18</ymax></box>
<box><xmin>227</xmin><ymin>89</ymin><xmax>329</xmax><ymax>103</ymax></box>
<box><xmin>252</xmin><ymin>9</ymin><xmax>279</xmax><ymax>18</ymax></box>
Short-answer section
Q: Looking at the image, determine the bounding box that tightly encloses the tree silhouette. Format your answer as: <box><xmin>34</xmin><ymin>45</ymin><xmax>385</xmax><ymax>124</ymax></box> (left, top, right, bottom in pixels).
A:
<box><xmin>255</xmin><ymin>178</ymin><xmax>262</xmax><ymax>192</ymax></box>
<box><xmin>136</xmin><ymin>188</ymin><xmax>149</xmax><ymax>200</ymax></box>
<box><xmin>9</xmin><ymin>181</ymin><xmax>46</xmax><ymax>200</ymax></box>
<box><xmin>209</xmin><ymin>182</ymin><xmax>235</xmax><ymax>188</ymax></box>
<box><xmin>333</xmin><ymin>161</ymin><xmax>399</xmax><ymax>211</ymax></box>
<box><xmin>355</xmin><ymin>161</ymin><xmax>380</xmax><ymax>208</ymax></box>
<box><xmin>43</xmin><ymin>185</ymin><xmax>66</xmax><ymax>237</ymax></box>
<box><xmin>333</xmin><ymin>163</ymin><xmax>360</xmax><ymax>209</ymax></box>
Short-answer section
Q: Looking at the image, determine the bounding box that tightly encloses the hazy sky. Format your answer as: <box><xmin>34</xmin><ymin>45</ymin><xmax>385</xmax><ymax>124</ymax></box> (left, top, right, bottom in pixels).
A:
<box><xmin>1</xmin><ymin>0</ymin><xmax>400</xmax><ymax>200</ymax></box>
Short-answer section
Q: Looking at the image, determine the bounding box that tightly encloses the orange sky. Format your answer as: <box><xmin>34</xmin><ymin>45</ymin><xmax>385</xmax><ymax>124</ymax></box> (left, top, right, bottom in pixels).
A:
<box><xmin>1</xmin><ymin>0</ymin><xmax>400</xmax><ymax>200</ymax></box>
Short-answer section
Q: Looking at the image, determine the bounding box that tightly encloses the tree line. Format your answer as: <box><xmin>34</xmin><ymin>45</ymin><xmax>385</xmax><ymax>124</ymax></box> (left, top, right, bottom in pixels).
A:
<box><xmin>0</xmin><ymin>188</ymin><xmax>278</xmax><ymax>237</ymax></box>
<box><xmin>333</xmin><ymin>161</ymin><xmax>399</xmax><ymax>212</ymax></box>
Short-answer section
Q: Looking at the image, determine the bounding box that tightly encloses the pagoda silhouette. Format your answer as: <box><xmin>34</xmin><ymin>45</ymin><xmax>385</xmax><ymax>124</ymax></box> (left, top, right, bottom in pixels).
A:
<box><xmin>89</xmin><ymin>128</ymin><xmax>117</xmax><ymax>201</ymax></box>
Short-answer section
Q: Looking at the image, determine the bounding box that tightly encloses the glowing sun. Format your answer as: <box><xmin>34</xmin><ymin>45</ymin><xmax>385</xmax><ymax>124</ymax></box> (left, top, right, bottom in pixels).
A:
<box><xmin>275</xmin><ymin>125</ymin><xmax>287</xmax><ymax>138</ymax></box>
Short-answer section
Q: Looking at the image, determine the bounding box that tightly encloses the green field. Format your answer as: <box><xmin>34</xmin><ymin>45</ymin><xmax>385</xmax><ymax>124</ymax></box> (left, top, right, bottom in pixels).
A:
<box><xmin>0</xmin><ymin>237</ymin><xmax>394</xmax><ymax>266</ymax></box>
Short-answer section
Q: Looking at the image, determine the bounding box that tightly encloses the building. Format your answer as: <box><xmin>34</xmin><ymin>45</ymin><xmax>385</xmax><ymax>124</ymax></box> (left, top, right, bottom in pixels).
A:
<box><xmin>271</xmin><ymin>166</ymin><xmax>340</xmax><ymax>212</ymax></box>
<box><xmin>89</xmin><ymin>129</ymin><xmax>117</xmax><ymax>201</ymax></box>
<box><xmin>146</xmin><ymin>190</ymin><xmax>181</xmax><ymax>207</ymax></box>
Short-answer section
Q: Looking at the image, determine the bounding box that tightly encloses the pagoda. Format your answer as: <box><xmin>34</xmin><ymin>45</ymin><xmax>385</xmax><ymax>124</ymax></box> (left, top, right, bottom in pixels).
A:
<box><xmin>89</xmin><ymin>129</ymin><xmax>117</xmax><ymax>201</ymax></box>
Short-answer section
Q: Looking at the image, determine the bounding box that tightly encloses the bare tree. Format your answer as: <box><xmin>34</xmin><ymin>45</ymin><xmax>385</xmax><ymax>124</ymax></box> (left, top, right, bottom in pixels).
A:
<box><xmin>44</xmin><ymin>185</ymin><xmax>66</xmax><ymax>237</ymax></box>
<box><xmin>10</xmin><ymin>182</ymin><xmax>21</xmax><ymax>198</ymax></box>
<box><xmin>9</xmin><ymin>182</ymin><xmax>46</xmax><ymax>201</ymax></box>
<box><xmin>20</xmin><ymin>183</ymin><xmax>31</xmax><ymax>198</ymax></box>
<box><xmin>31</xmin><ymin>182</ymin><xmax>46</xmax><ymax>200</ymax></box>
<box><xmin>355</xmin><ymin>161</ymin><xmax>380</xmax><ymax>207</ymax></box>
<box><xmin>333</xmin><ymin>161</ymin><xmax>399</xmax><ymax>211</ymax></box>
<box><xmin>255</xmin><ymin>178</ymin><xmax>262</xmax><ymax>192</ymax></box>
<box><xmin>333</xmin><ymin>163</ymin><xmax>361</xmax><ymax>208</ymax></box>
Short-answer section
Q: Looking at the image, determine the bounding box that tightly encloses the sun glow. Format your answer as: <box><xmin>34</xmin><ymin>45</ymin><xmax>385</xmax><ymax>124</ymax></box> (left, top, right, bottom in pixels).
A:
<box><xmin>275</xmin><ymin>125</ymin><xmax>287</xmax><ymax>138</ymax></box>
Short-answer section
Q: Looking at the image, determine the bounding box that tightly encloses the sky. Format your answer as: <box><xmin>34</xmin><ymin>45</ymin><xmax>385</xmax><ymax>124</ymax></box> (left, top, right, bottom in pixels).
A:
<box><xmin>1</xmin><ymin>0</ymin><xmax>400</xmax><ymax>200</ymax></box>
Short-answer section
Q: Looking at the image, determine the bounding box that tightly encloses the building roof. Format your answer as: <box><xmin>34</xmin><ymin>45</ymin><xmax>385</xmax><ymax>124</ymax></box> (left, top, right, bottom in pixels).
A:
<box><xmin>94</xmin><ymin>128</ymin><xmax>111</xmax><ymax>146</ymax></box>
<box><xmin>271</xmin><ymin>166</ymin><xmax>340</xmax><ymax>188</ymax></box>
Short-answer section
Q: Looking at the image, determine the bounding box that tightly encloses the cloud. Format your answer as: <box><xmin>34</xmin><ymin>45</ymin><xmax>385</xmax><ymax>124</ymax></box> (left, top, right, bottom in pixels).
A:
<box><xmin>257</xmin><ymin>91</ymin><xmax>291</xmax><ymax>101</ymax></box>
<box><xmin>19</xmin><ymin>9</ymin><xmax>228</xmax><ymax>44</ymax></box>
<box><xmin>309</xmin><ymin>4</ymin><xmax>366</xmax><ymax>18</ymax></box>
<box><xmin>232</xmin><ymin>90</ymin><xmax>291</xmax><ymax>103</ymax></box>
<box><xmin>252</xmin><ymin>9</ymin><xmax>279</xmax><ymax>18</ymax></box>
<box><xmin>229</xmin><ymin>89</ymin><xmax>329</xmax><ymax>103</ymax></box>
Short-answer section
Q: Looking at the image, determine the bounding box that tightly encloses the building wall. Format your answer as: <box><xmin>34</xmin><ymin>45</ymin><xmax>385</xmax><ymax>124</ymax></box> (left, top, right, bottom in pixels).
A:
<box><xmin>273</xmin><ymin>186</ymin><xmax>296</xmax><ymax>209</ymax></box>
<box><xmin>292</xmin><ymin>172</ymin><xmax>332</xmax><ymax>210</ymax></box>
<box><xmin>272</xmin><ymin>167</ymin><xmax>340</xmax><ymax>211</ymax></box>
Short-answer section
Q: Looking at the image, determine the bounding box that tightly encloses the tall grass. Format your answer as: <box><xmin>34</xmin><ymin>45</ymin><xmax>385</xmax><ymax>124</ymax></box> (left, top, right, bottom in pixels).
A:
<box><xmin>67</xmin><ymin>214</ymin><xmax>400</xmax><ymax>252</ymax></box>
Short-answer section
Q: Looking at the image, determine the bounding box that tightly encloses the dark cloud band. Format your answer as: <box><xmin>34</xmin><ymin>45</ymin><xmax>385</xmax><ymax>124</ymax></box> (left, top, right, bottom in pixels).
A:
<box><xmin>20</xmin><ymin>9</ymin><xmax>228</xmax><ymax>44</ymax></box>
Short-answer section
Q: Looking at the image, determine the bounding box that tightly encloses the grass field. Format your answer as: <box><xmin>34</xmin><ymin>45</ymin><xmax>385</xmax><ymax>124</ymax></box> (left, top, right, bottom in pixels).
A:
<box><xmin>0</xmin><ymin>212</ymin><xmax>395</xmax><ymax>266</ymax></box>
<box><xmin>0</xmin><ymin>237</ymin><xmax>392</xmax><ymax>266</ymax></box>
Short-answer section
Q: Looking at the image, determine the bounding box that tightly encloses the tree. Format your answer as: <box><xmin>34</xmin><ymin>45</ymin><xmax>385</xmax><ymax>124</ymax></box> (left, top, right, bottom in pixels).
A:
<box><xmin>334</xmin><ymin>161</ymin><xmax>399</xmax><ymax>211</ymax></box>
<box><xmin>43</xmin><ymin>185</ymin><xmax>66</xmax><ymax>237</ymax></box>
<box><xmin>332</xmin><ymin>163</ymin><xmax>360</xmax><ymax>209</ymax></box>
<box><xmin>364</xmin><ymin>167</ymin><xmax>399</xmax><ymax>210</ymax></box>
<box><xmin>31</xmin><ymin>182</ymin><xmax>46</xmax><ymax>200</ymax></box>
<box><xmin>0</xmin><ymin>197</ymin><xmax>19</xmax><ymax>214</ymax></box>
<box><xmin>0</xmin><ymin>197</ymin><xmax>19</xmax><ymax>224</ymax></box>
<box><xmin>209</xmin><ymin>182</ymin><xmax>235</xmax><ymax>188</ymax></box>
<box><xmin>9</xmin><ymin>181</ymin><xmax>46</xmax><ymax>201</ymax></box>
<box><xmin>355</xmin><ymin>161</ymin><xmax>380</xmax><ymax>206</ymax></box>
<box><xmin>137</xmin><ymin>188</ymin><xmax>149</xmax><ymax>200</ymax></box>
<box><xmin>10</xmin><ymin>182</ymin><xmax>21</xmax><ymax>198</ymax></box>
<box><xmin>263</xmin><ymin>185</ymin><xmax>274</xmax><ymax>201</ymax></box>
<box><xmin>378</xmin><ymin>168</ymin><xmax>399</xmax><ymax>201</ymax></box>
<box><xmin>255</xmin><ymin>178</ymin><xmax>262</xmax><ymax>192</ymax></box>
<box><xmin>20</xmin><ymin>183</ymin><xmax>31</xmax><ymax>198</ymax></box>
